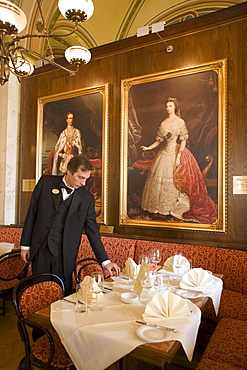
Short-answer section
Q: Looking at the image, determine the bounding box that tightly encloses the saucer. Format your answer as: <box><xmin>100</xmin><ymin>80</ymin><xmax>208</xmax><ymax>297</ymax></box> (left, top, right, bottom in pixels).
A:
<box><xmin>120</xmin><ymin>292</ymin><xmax>138</xmax><ymax>304</ymax></box>
<box><xmin>175</xmin><ymin>289</ymin><xmax>201</xmax><ymax>299</ymax></box>
<box><xmin>136</xmin><ymin>325</ymin><xmax>171</xmax><ymax>342</ymax></box>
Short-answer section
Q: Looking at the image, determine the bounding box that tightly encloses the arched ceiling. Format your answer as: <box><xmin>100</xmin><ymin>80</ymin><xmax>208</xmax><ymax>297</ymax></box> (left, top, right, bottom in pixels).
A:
<box><xmin>15</xmin><ymin>0</ymin><xmax>244</xmax><ymax>59</ymax></box>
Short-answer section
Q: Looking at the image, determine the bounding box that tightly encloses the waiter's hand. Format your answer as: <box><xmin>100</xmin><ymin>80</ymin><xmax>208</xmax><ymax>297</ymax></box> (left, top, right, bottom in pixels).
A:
<box><xmin>21</xmin><ymin>249</ymin><xmax>30</xmax><ymax>264</ymax></box>
<box><xmin>104</xmin><ymin>262</ymin><xmax>120</xmax><ymax>276</ymax></box>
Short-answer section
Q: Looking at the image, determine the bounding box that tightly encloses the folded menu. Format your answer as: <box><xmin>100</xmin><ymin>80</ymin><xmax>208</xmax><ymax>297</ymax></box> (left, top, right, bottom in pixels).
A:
<box><xmin>143</xmin><ymin>291</ymin><xmax>191</xmax><ymax>321</ymax></box>
<box><xmin>180</xmin><ymin>268</ymin><xmax>215</xmax><ymax>290</ymax></box>
<box><xmin>122</xmin><ymin>257</ymin><xmax>140</xmax><ymax>278</ymax></box>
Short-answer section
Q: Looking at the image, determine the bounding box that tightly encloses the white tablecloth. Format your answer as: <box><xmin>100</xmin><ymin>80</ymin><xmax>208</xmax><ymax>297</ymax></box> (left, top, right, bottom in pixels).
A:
<box><xmin>51</xmin><ymin>277</ymin><xmax>201</xmax><ymax>370</ymax></box>
<box><xmin>0</xmin><ymin>242</ymin><xmax>14</xmax><ymax>256</ymax></box>
<box><xmin>158</xmin><ymin>270</ymin><xmax>223</xmax><ymax>315</ymax></box>
<box><xmin>197</xmin><ymin>275</ymin><xmax>223</xmax><ymax>315</ymax></box>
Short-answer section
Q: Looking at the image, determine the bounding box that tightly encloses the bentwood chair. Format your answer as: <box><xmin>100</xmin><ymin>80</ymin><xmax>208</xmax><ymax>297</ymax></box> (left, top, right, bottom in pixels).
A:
<box><xmin>0</xmin><ymin>249</ymin><xmax>28</xmax><ymax>316</ymax></box>
<box><xmin>74</xmin><ymin>257</ymin><xmax>105</xmax><ymax>284</ymax></box>
<box><xmin>13</xmin><ymin>273</ymin><xmax>75</xmax><ymax>370</ymax></box>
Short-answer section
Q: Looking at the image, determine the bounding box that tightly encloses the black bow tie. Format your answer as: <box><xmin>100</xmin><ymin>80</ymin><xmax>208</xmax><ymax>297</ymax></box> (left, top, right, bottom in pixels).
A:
<box><xmin>60</xmin><ymin>182</ymin><xmax>73</xmax><ymax>194</ymax></box>
<box><xmin>64</xmin><ymin>185</ymin><xmax>73</xmax><ymax>194</ymax></box>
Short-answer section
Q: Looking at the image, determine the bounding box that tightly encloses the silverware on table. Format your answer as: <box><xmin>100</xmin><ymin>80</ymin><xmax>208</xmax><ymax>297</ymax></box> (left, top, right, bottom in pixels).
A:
<box><xmin>102</xmin><ymin>286</ymin><xmax>113</xmax><ymax>291</ymax></box>
<box><xmin>136</xmin><ymin>320</ymin><xmax>177</xmax><ymax>333</ymax></box>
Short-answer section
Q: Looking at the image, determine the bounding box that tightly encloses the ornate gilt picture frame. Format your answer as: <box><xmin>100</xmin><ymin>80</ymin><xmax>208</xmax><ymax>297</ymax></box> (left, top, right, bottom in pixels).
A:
<box><xmin>120</xmin><ymin>60</ymin><xmax>227</xmax><ymax>232</ymax></box>
<box><xmin>36</xmin><ymin>84</ymin><xmax>109</xmax><ymax>224</ymax></box>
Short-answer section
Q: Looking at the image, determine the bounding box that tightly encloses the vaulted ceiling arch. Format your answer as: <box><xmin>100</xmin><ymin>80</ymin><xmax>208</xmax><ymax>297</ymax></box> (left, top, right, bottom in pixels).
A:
<box><xmin>16</xmin><ymin>0</ymin><xmax>245</xmax><ymax>60</ymax></box>
<box><xmin>120</xmin><ymin>0</ymin><xmax>244</xmax><ymax>38</ymax></box>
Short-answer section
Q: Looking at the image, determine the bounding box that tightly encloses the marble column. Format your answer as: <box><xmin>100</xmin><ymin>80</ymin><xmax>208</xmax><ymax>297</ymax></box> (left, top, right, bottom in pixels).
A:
<box><xmin>0</xmin><ymin>73</ymin><xmax>21</xmax><ymax>225</ymax></box>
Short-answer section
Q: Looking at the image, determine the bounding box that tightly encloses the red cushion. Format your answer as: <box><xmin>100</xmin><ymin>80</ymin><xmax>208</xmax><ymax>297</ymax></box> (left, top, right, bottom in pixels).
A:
<box><xmin>215</xmin><ymin>248</ymin><xmax>247</xmax><ymax>294</ymax></box>
<box><xmin>20</xmin><ymin>281</ymin><xmax>63</xmax><ymax>319</ymax></box>
<box><xmin>101</xmin><ymin>236</ymin><xmax>136</xmax><ymax>270</ymax></box>
<box><xmin>197</xmin><ymin>358</ymin><xmax>241</xmax><ymax>369</ymax></box>
<box><xmin>204</xmin><ymin>289</ymin><xmax>247</xmax><ymax>322</ymax></box>
<box><xmin>134</xmin><ymin>240</ymin><xmax>217</xmax><ymax>271</ymax></box>
<box><xmin>198</xmin><ymin>318</ymin><xmax>247</xmax><ymax>369</ymax></box>
<box><xmin>32</xmin><ymin>331</ymin><xmax>73</xmax><ymax>368</ymax></box>
<box><xmin>0</xmin><ymin>254</ymin><xmax>27</xmax><ymax>290</ymax></box>
<box><xmin>0</xmin><ymin>227</ymin><xmax>22</xmax><ymax>244</ymax></box>
<box><xmin>74</xmin><ymin>235</ymin><xmax>136</xmax><ymax>288</ymax></box>
<box><xmin>77</xmin><ymin>235</ymin><xmax>136</xmax><ymax>270</ymax></box>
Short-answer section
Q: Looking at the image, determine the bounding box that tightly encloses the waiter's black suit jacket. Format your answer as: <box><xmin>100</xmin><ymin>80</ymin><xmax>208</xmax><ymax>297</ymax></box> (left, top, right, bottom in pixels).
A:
<box><xmin>20</xmin><ymin>175</ymin><xmax>108</xmax><ymax>280</ymax></box>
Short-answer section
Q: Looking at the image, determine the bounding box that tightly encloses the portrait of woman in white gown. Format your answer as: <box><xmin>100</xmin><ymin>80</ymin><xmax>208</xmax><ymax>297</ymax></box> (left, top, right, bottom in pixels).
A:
<box><xmin>141</xmin><ymin>97</ymin><xmax>217</xmax><ymax>224</ymax></box>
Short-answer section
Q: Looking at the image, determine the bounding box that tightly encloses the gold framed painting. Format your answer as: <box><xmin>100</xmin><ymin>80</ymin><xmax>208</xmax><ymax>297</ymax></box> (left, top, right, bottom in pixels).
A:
<box><xmin>120</xmin><ymin>60</ymin><xmax>227</xmax><ymax>232</ymax></box>
<box><xmin>36</xmin><ymin>84</ymin><xmax>109</xmax><ymax>224</ymax></box>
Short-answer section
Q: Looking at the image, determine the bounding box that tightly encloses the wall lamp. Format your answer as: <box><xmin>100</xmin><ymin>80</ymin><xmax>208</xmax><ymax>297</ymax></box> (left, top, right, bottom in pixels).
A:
<box><xmin>137</xmin><ymin>21</ymin><xmax>173</xmax><ymax>53</ymax></box>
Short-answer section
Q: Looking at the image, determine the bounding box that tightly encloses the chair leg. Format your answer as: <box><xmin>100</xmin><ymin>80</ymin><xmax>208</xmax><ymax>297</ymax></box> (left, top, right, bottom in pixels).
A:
<box><xmin>3</xmin><ymin>300</ymin><xmax>6</xmax><ymax>317</ymax></box>
<box><xmin>18</xmin><ymin>356</ymin><xmax>26</xmax><ymax>370</ymax></box>
<box><xmin>1</xmin><ymin>291</ymin><xmax>6</xmax><ymax>317</ymax></box>
<box><xmin>18</xmin><ymin>356</ymin><xmax>33</xmax><ymax>370</ymax></box>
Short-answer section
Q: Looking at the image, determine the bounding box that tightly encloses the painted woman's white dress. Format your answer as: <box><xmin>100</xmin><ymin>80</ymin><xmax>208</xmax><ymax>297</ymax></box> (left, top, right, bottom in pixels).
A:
<box><xmin>141</xmin><ymin>117</ymin><xmax>190</xmax><ymax>219</ymax></box>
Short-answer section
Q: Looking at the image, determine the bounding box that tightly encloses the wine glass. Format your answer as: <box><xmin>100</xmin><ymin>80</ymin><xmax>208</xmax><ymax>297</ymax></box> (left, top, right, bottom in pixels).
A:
<box><xmin>172</xmin><ymin>253</ymin><xmax>184</xmax><ymax>277</ymax></box>
<box><xmin>90</xmin><ymin>272</ymin><xmax>104</xmax><ymax>311</ymax></box>
<box><xmin>149</xmin><ymin>249</ymin><xmax>162</xmax><ymax>267</ymax></box>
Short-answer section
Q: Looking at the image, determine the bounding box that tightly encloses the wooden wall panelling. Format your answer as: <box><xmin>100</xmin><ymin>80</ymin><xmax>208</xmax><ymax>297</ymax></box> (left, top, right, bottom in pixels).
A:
<box><xmin>18</xmin><ymin>3</ymin><xmax>247</xmax><ymax>250</ymax></box>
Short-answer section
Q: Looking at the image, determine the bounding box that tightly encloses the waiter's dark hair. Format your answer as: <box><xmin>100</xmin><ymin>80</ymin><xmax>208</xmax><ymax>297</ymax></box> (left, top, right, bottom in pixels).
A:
<box><xmin>67</xmin><ymin>155</ymin><xmax>94</xmax><ymax>174</ymax></box>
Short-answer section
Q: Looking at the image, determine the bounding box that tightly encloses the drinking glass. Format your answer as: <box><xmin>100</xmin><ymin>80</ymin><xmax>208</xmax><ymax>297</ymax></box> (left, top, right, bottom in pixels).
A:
<box><xmin>139</xmin><ymin>271</ymin><xmax>154</xmax><ymax>305</ymax></box>
<box><xmin>139</xmin><ymin>287</ymin><xmax>152</xmax><ymax>305</ymax></box>
<box><xmin>90</xmin><ymin>272</ymin><xmax>104</xmax><ymax>311</ymax></box>
<box><xmin>138</xmin><ymin>255</ymin><xmax>150</xmax><ymax>265</ymax></box>
<box><xmin>156</xmin><ymin>275</ymin><xmax>170</xmax><ymax>292</ymax></box>
<box><xmin>75</xmin><ymin>284</ymin><xmax>88</xmax><ymax>313</ymax></box>
<box><xmin>128</xmin><ymin>263</ymin><xmax>136</xmax><ymax>285</ymax></box>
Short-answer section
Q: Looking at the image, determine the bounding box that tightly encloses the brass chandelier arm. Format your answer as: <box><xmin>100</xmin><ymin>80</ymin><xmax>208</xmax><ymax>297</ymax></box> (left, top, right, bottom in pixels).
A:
<box><xmin>13</xmin><ymin>46</ymin><xmax>80</xmax><ymax>76</ymax></box>
<box><xmin>9</xmin><ymin>23</ymin><xmax>78</xmax><ymax>47</ymax></box>
<box><xmin>0</xmin><ymin>0</ymin><xmax>94</xmax><ymax>84</ymax></box>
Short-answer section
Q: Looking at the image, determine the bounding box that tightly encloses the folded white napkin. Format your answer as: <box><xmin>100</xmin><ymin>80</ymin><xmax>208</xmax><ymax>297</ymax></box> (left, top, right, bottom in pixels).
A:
<box><xmin>80</xmin><ymin>276</ymin><xmax>102</xmax><ymax>300</ymax></box>
<box><xmin>122</xmin><ymin>257</ymin><xmax>140</xmax><ymax>278</ymax></box>
<box><xmin>162</xmin><ymin>256</ymin><xmax>174</xmax><ymax>272</ymax></box>
<box><xmin>143</xmin><ymin>291</ymin><xmax>191</xmax><ymax>321</ymax></box>
<box><xmin>180</xmin><ymin>268</ymin><xmax>215</xmax><ymax>290</ymax></box>
<box><xmin>162</xmin><ymin>255</ymin><xmax>190</xmax><ymax>275</ymax></box>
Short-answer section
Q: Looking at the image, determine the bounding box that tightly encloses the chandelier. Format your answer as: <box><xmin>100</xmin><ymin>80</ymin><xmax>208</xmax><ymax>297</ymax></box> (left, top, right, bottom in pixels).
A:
<box><xmin>0</xmin><ymin>0</ymin><xmax>94</xmax><ymax>85</ymax></box>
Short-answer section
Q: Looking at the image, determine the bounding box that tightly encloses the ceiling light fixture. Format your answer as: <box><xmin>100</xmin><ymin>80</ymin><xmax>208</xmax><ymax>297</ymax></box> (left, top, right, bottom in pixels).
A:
<box><xmin>0</xmin><ymin>0</ymin><xmax>94</xmax><ymax>85</ymax></box>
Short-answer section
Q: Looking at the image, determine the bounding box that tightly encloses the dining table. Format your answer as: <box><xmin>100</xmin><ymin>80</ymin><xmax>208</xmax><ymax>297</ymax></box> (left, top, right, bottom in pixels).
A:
<box><xmin>0</xmin><ymin>242</ymin><xmax>20</xmax><ymax>256</ymax></box>
<box><xmin>30</xmin><ymin>271</ymin><xmax>223</xmax><ymax>370</ymax></box>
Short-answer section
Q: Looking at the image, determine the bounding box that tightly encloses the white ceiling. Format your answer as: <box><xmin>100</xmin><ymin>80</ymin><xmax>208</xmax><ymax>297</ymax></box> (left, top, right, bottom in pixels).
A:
<box><xmin>16</xmin><ymin>0</ymin><xmax>244</xmax><ymax>59</ymax></box>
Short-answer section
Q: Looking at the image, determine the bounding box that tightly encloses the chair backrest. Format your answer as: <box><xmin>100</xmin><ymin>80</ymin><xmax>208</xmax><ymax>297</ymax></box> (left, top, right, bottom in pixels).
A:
<box><xmin>13</xmin><ymin>273</ymin><xmax>65</xmax><ymax>320</ymax></box>
<box><xmin>0</xmin><ymin>250</ymin><xmax>28</xmax><ymax>290</ymax></box>
<box><xmin>74</xmin><ymin>258</ymin><xmax>104</xmax><ymax>284</ymax></box>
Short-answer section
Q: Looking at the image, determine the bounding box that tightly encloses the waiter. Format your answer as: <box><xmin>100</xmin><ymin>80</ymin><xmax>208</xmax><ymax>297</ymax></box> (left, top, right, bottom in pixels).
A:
<box><xmin>21</xmin><ymin>154</ymin><xmax>120</xmax><ymax>294</ymax></box>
